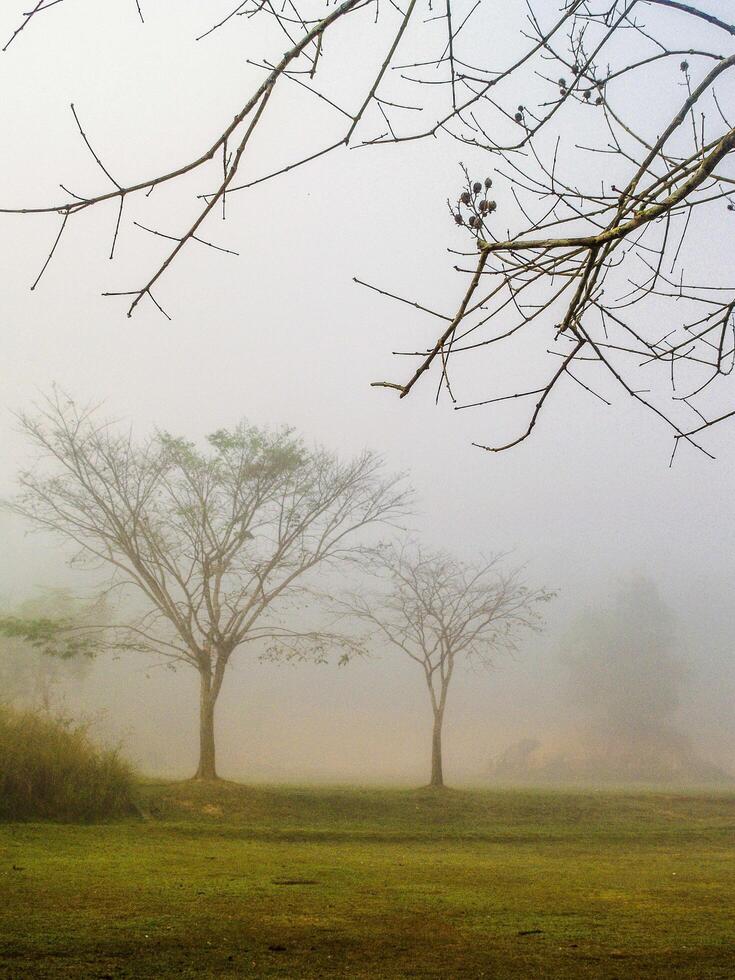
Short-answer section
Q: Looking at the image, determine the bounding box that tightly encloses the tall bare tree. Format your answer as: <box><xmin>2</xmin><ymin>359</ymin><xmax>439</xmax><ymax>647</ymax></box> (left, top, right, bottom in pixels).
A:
<box><xmin>3</xmin><ymin>2</ymin><xmax>734</xmax><ymax>455</ymax></box>
<box><xmin>8</xmin><ymin>394</ymin><xmax>409</xmax><ymax>779</ymax></box>
<box><xmin>347</xmin><ymin>544</ymin><xmax>553</xmax><ymax>787</ymax></box>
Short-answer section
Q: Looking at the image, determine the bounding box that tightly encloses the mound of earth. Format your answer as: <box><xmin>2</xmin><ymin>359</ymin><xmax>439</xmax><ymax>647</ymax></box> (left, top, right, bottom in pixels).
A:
<box><xmin>489</xmin><ymin>726</ymin><xmax>731</xmax><ymax>785</ymax></box>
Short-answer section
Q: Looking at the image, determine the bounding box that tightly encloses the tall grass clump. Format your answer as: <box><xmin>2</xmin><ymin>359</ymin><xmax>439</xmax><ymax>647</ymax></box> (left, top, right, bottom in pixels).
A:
<box><xmin>0</xmin><ymin>705</ymin><xmax>136</xmax><ymax>821</ymax></box>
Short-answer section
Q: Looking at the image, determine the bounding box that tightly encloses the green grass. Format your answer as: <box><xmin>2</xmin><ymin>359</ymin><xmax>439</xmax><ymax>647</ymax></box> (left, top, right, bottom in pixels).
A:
<box><xmin>1</xmin><ymin>782</ymin><xmax>734</xmax><ymax>978</ymax></box>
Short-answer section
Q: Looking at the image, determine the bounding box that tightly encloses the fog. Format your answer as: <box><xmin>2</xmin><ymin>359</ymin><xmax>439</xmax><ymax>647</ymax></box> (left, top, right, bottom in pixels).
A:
<box><xmin>492</xmin><ymin>578</ymin><xmax>732</xmax><ymax>784</ymax></box>
<box><xmin>1</xmin><ymin>2</ymin><xmax>734</xmax><ymax>785</ymax></box>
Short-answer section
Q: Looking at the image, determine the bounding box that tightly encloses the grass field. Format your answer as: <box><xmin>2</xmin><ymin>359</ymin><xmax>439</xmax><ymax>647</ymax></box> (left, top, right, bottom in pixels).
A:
<box><xmin>1</xmin><ymin>782</ymin><xmax>733</xmax><ymax>978</ymax></box>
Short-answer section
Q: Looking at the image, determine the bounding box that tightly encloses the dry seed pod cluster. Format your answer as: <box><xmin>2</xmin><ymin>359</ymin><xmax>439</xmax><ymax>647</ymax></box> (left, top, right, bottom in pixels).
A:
<box><xmin>452</xmin><ymin>177</ymin><xmax>497</xmax><ymax>237</ymax></box>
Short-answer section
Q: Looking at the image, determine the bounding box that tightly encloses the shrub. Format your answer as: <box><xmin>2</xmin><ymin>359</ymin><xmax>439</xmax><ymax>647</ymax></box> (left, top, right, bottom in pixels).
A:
<box><xmin>0</xmin><ymin>705</ymin><xmax>136</xmax><ymax>821</ymax></box>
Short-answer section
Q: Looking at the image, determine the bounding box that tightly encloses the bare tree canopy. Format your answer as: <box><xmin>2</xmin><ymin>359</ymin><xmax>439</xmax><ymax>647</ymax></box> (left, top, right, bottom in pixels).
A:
<box><xmin>2</xmin><ymin>2</ymin><xmax>734</xmax><ymax>455</ymax></box>
<box><xmin>8</xmin><ymin>393</ymin><xmax>410</xmax><ymax>778</ymax></box>
<box><xmin>347</xmin><ymin>543</ymin><xmax>553</xmax><ymax>786</ymax></box>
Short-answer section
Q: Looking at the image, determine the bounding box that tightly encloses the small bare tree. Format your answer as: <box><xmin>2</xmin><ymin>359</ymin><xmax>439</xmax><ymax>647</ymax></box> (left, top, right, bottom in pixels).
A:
<box><xmin>9</xmin><ymin>393</ymin><xmax>409</xmax><ymax>779</ymax></box>
<box><xmin>347</xmin><ymin>544</ymin><xmax>553</xmax><ymax>787</ymax></box>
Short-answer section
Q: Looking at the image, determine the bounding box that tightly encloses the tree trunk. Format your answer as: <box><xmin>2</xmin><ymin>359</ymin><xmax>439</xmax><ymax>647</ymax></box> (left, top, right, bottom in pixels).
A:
<box><xmin>430</xmin><ymin>713</ymin><xmax>444</xmax><ymax>788</ymax></box>
<box><xmin>194</xmin><ymin>671</ymin><xmax>219</xmax><ymax>780</ymax></box>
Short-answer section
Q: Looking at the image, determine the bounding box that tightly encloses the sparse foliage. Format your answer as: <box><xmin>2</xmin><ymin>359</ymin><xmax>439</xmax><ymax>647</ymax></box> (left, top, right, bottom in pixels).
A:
<box><xmin>0</xmin><ymin>591</ymin><xmax>103</xmax><ymax>711</ymax></box>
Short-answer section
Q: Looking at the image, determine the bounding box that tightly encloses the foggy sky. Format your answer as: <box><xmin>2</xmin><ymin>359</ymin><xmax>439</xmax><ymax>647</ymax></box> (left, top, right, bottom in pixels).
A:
<box><xmin>0</xmin><ymin>1</ymin><xmax>733</xmax><ymax>782</ymax></box>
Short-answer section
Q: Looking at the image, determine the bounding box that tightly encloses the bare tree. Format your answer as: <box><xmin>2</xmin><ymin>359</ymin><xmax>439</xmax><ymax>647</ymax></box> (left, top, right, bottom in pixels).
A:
<box><xmin>346</xmin><ymin>544</ymin><xmax>553</xmax><ymax>787</ymax></box>
<box><xmin>3</xmin><ymin>2</ymin><xmax>734</xmax><ymax>454</ymax></box>
<box><xmin>8</xmin><ymin>393</ymin><xmax>409</xmax><ymax>779</ymax></box>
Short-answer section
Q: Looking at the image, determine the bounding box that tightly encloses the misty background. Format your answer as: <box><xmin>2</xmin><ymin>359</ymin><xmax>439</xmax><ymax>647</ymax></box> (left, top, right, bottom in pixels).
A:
<box><xmin>0</xmin><ymin>1</ymin><xmax>733</xmax><ymax>783</ymax></box>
